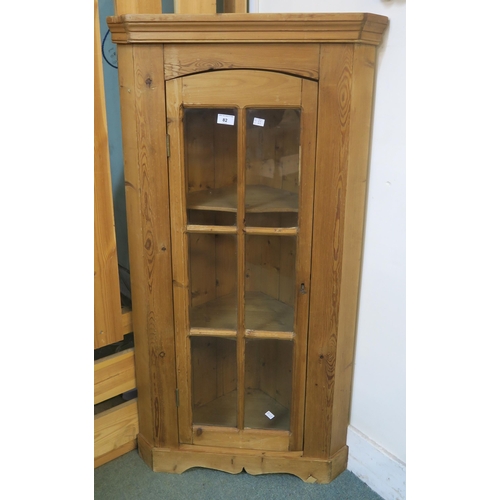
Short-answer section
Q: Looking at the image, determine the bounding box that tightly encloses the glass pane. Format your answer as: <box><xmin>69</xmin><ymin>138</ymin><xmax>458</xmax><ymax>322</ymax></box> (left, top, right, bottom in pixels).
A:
<box><xmin>192</xmin><ymin>336</ymin><xmax>237</xmax><ymax>427</ymax></box>
<box><xmin>189</xmin><ymin>233</ymin><xmax>237</xmax><ymax>331</ymax></box>
<box><xmin>245</xmin><ymin>235</ymin><xmax>296</xmax><ymax>332</ymax></box>
<box><xmin>245</xmin><ymin>108</ymin><xmax>301</xmax><ymax>227</ymax></box>
<box><xmin>244</xmin><ymin>339</ymin><xmax>293</xmax><ymax>430</ymax></box>
<box><xmin>184</xmin><ymin>108</ymin><xmax>238</xmax><ymax>224</ymax></box>
<box><xmin>188</xmin><ymin>210</ymin><xmax>236</xmax><ymax>227</ymax></box>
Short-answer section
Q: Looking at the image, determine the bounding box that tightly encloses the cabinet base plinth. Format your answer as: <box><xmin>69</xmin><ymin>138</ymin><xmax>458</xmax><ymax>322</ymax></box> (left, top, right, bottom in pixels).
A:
<box><xmin>137</xmin><ymin>434</ymin><xmax>348</xmax><ymax>484</ymax></box>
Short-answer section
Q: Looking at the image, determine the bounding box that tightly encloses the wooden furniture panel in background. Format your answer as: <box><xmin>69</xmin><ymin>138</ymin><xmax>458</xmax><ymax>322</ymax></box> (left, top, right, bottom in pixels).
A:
<box><xmin>94</xmin><ymin>400</ymin><xmax>139</xmax><ymax>467</ymax></box>
<box><xmin>224</xmin><ymin>0</ymin><xmax>247</xmax><ymax>13</ymax></box>
<box><xmin>94</xmin><ymin>348</ymin><xmax>136</xmax><ymax>405</ymax></box>
<box><xmin>174</xmin><ymin>0</ymin><xmax>216</xmax><ymax>14</ymax></box>
<box><xmin>94</xmin><ymin>0</ymin><xmax>123</xmax><ymax>349</ymax></box>
<box><xmin>114</xmin><ymin>0</ymin><xmax>162</xmax><ymax>15</ymax></box>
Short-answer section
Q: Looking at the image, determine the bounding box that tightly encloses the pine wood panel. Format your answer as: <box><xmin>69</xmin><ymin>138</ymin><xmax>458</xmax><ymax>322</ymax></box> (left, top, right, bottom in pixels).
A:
<box><xmin>116</xmin><ymin>43</ymin><xmax>154</xmax><ymax>445</ymax></box>
<box><xmin>166</xmin><ymin>76</ymin><xmax>193</xmax><ymax>443</ymax></box>
<box><xmin>329</xmin><ymin>44</ymin><xmax>378</xmax><ymax>454</ymax></box>
<box><xmin>113</xmin><ymin>0</ymin><xmax>162</xmax><ymax>15</ymax></box>
<box><xmin>150</xmin><ymin>443</ymin><xmax>349</xmax><ymax>484</ymax></box>
<box><xmin>110</xmin><ymin>13</ymin><xmax>388</xmax><ymax>482</ymax></box>
<box><xmin>118</xmin><ymin>44</ymin><xmax>178</xmax><ymax>449</ymax></box>
<box><xmin>288</xmin><ymin>78</ymin><xmax>318</xmax><ymax>451</ymax></box>
<box><xmin>174</xmin><ymin>0</ymin><xmax>216</xmax><ymax>14</ymax></box>
<box><xmin>108</xmin><ymin>13</ymin><xmax>388</xmax><ymax>46</ymax></box>
<box><xmin>94</xmin><ymin>439</ymin><xmax>137</xmax><ymax>468</ymax></box>
<box><xmin>192</xmin><ymin>427</ymin><xmax>289</xmax><ymax>451</ymax></box>
<box><xmin>94</xmin><ymin>400</ymin><xmax>139</xmax><ymax>465</ymax></box>
<box><xmin>121</xmin><ymin>308</ymin><xmax>133</xmax><ymax>334</ymax></box>
<box><xmin>181</xmin><ymin>70</ymin><xmax>302</xmax><ymax>107</ymax></box>
<box><xmin>164</xmin><ymin>44</ymin><xmax>320</xmax><ymax>81</ymax></box>
<box><xmin>94</xmin><ymin>348</ymin><xmax>136</xmax><ymax>404</ymax></box>
<box><xmin>223</xmin><ymin>0</ymin><xmax>247</xmax><ymax>13</ymax></box>
<box><xmin>303</xmin><ymin>44</ymin><xmax>353</xmax><ymax>459</ymax></box>
<box><xmin>94</xmin><ymin>0</ymin><xmax>123</xmax><ymax>349</ymax></box>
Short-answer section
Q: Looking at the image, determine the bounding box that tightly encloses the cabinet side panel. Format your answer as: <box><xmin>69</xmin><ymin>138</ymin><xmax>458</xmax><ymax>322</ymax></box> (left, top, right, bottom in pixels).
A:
<box><xmin>123</xmin><ymin>44</ymin><xmax>178</xmax><ymax>448</ymax></box>
<box><xmin>117</xmin><ymin>44</ymin><xmax>155</xmax><ymax>445</ymax></box>
<box><xmin>304</xmin><ymin>44</ymin><xmax>353</xmax><ymax>459</ymax></box>
<box><xmin>330</xmin><ymin>44</ymin><xmax>377</xmax><ymax>454</ymax></box>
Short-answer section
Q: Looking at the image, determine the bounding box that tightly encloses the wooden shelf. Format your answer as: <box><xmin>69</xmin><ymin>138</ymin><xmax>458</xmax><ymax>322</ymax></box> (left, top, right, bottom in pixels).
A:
<box><xmin>190</xmin><ymin>291</ymin><xmax>294</xmax><ymax>333</ymax></box>
<box><xmin>193</xmin><ymin>388</ymin><xmax>289</xmax><ymax>431</ymax></box>
<box><xmin>245</xmin><ymin>388</ymin><xmax>290</xmax><ymax>430</ymax></box>
<box><xmin>186</xmin><ymin>185</ymin><xmax>298</xmax><ymax>213</ymax></box>
<box><xmin>193</xmin><ymin>389</ymin><xmax>237</xmax><ymax>427</ymax></box>
<box><xmin>245</xmin><ymin>292</ymin><xmax>294</xmax><ymax>332</ymax></box>
<box><xmin>190</xmin><ymin>293</ymin><xmax>237</xmax><ymax>331</ymax></box>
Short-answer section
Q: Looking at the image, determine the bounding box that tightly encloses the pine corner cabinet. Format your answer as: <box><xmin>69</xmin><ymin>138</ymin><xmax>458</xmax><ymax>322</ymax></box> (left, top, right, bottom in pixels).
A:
<box><xmin>107</xmin><ymin>13</ymin><xmax>388</xmax><ymax>484</ymax></box>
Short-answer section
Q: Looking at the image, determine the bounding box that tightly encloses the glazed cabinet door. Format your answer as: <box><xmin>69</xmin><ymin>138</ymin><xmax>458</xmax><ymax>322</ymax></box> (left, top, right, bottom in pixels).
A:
<box><xmin>166</xmin><ymin>70</ymin><xmax>318</xmax><ymax>451</ymax></box>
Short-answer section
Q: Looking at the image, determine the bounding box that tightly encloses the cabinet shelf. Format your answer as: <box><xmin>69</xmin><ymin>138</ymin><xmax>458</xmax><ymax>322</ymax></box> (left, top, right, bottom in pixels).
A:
<box><xmin>190</xmin><ymin>291</ymin><xmax>294</xmax><ymax>333</ymax></box>
<box><xmin>187</xmin><ymin>185</ymin><xmax>298</xmax><ymax>213</ymax></box>
<box><xmin>193</xmin><ymin>388</ymin><xmax>290</xmax><ymax>431</ymax></box>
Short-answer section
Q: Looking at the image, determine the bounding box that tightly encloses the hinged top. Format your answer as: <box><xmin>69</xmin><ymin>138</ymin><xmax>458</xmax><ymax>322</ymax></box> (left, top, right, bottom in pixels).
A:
<box><xmin>107</xmin><ymin>13</ymin><xmax>388</xmax><ymax>46</ymax></box>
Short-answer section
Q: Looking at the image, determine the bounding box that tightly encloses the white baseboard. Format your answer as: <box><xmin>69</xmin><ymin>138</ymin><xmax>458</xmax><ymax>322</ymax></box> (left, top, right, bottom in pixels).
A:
<box><xmin>347</xmin><ymin>426</ymin><xmax>406</xmax><ymax>500</ymax></box>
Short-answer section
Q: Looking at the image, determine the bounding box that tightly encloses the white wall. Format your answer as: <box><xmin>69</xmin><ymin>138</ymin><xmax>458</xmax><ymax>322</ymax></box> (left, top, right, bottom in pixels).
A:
<box><xmin>254</xmin><ymin>0</ymin><xmax>406</xmax><ymax>466</ymax></box>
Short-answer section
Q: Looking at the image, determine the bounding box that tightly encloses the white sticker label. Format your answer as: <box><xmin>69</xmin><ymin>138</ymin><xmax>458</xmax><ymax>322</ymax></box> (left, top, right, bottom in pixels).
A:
<box><xmin>217</xmin><ymin>114</ymin><xmax>235</xmax><ymax>126</ymax></box>
<box><xmin>253</xmin><ymin>117</ymin><xmax>265</xmax><ymax>127</ymax></box>
<box><xmin>265</xmin><ymin>411</ymin><xmax>275</xmax><ymax>420</ymax></box>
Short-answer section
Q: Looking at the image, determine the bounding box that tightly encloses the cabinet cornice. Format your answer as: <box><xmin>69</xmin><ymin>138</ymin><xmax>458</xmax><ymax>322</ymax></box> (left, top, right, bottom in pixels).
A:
<box><xmin>107</xmin><ymin>13</ymin><xmax>388</xmax><ymax>46</ymax></box>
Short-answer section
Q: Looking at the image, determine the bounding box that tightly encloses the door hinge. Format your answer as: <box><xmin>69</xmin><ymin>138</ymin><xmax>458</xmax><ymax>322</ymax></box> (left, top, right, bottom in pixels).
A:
<box><xmin>175</xmin><ymin>388</ymin><xmax>179</xmax><ymax>407</ymax></box>
<box><xmin>166</xmin><ymin>134</ymin><xmax>171</xmax><ymax>158</ymax></box>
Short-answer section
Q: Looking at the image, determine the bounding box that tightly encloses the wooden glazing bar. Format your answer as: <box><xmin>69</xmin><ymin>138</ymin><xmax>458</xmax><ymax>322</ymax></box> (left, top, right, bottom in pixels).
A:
<box><xmin>189</xmin><ymin>328</ymin><xmax>236</xmax><ymax>337</ymax></box>
<box><xmin>244</xmin><ymin>227</ymin><xmax>297</xmax><ymax>236</ymax></box>
<box><xmin>244</xmin><ymin>330</ymin><xmax>294</xmax><ymax>341</ymax></box>
<box><xmin>186</xmin><ymin>224</ymin><xmax>237</xmax><ymax>234</ymax></box>
<box><xmin>236</xmin><ymin>108</ymin><xmax>246</xmax><ymax>431</ymax></box>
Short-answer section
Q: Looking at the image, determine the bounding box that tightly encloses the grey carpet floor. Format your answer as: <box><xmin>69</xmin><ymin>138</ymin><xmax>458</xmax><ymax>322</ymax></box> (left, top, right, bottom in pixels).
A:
<box><xmin>95</xmin><ymin>450</ymin><xmax>383</xmax><ymax>500</ymax></box>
